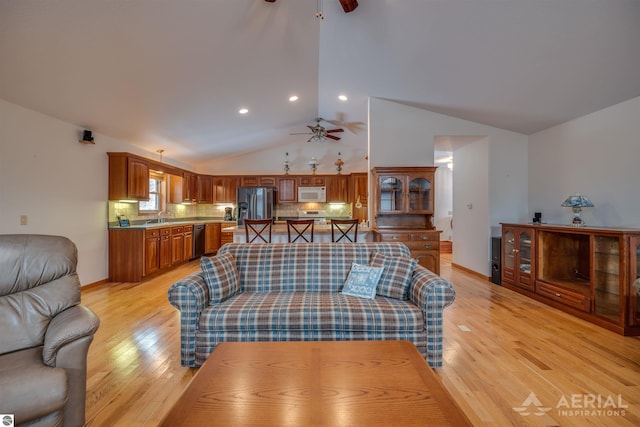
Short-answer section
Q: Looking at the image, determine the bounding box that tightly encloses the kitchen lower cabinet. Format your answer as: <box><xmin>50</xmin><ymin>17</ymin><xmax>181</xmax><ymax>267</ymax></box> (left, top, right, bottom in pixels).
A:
<box><xmin>109</xmin><ymin>224</ymin><xmax>195</xmax><ymax>282</ymax></box>
<box><xmin>205</xmin><ymin>223</ymin><xmax>221</xmax><ymax>254</ymax></box>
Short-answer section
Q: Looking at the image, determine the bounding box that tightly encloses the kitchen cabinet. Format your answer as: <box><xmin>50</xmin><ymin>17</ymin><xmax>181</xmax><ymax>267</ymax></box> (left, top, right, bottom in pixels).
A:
<box><xmin>197</xmin><ymin>175</ymin><xmax>214</xmax><ymax>204</ymax></box>
<box><xmin>241</xmin><ymin>176</ymin><xmax>276</xmax><ymax>187</ymax></box>
<box><xmin>298</xmin><ymin>176</ymin><xmax>325</xmax><ymax>186</ymax></box>
<box><xmin>144</xmin><ymin>229</ymin><xmax>161</xmax><ymax>276</ymax></box>
<box><xmin>372</xmin><ymin>230</ymin><xmax>441</xmax><ymax>274</ymax></box>
<box><xmin>277</xmin><ymin>177</ymin><xmax>297</xmax><ymax>203</ymax></box>
<box><xmin>501</xmin><ymin>226</ymin><xmax>534</xmax><ymax>292</ymax></box>
<box><xmin>108</xmin><ymin>153</ymin><xmax>150</xmax><ymax>201</ymax></box>
<box><xmin>171</xmin><ymin>226</ymin><xmax>191</xmax><ymax>264</ymax></box>
<box><xmin>183</xmin><ymin>172</ymin><xmax>197</xmax><ymax>203</ymax></box>
<box><xmin>501</xmin><ymin>223</ymin><xmax>640</xmax><ymax>336</ymax></box>
<box><xmin>349</xmin><ymin>173</ymin><xmax>368</xmax><ymax>205</ymax></box>
<box><xmin>221</xmin><ymin>230</ymin><xmax>234</xmax><ymax>246</ymax></box>
<box><xmin>183</xmin><ymin>226</ymin><xmax>193</xmax><ymax>260</ymax></box>
<box><xmin>213</xmin><ymin>176</ymin><xmax>239</xmax><ymax>203</ymax></box>
<box><xmin>325</xmin><ymin>175</ymin><xmax>348</xmax><ymax>203</ymax></box>
<box><xmin>205</xmin><ymin>223</ymin><xmax>221</xmax><ymax>254</ymax></box>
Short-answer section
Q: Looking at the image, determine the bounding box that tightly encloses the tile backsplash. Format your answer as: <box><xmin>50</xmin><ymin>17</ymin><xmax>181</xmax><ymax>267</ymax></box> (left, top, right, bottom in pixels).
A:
<box><xmin>108</xmin><ymin>201</ymin><xmax>352</xmax><ymax>224</ymax></box>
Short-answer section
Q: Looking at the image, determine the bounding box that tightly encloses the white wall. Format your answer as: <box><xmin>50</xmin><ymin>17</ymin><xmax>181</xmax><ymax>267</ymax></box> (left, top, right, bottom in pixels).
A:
<box><xmin>453</xmin><ymin>139</ymin><xmax>489</xmax><ymax>274</ymax></box>
<box><xmin>0</xmin><ymin>99</ymin><xmax>191</xmax><ymax>285</ymax></box>
<box><xmin>529</xmin><ymin>96</ymin><xmax>640</xmax><ymax>227</ymax></box>
<box><xmin>200</xmin><ymin>140</ymin><xmax>368</xmax><ymax>175</ymax></box>
<box><xmin>435</xmin><ymin>166</ymin><xmax>453</xmax><ymax>241</ymax></box>
<box><xmin>368</xmin><ymin>97</ymin><xmax>528</xmax><ymax>276</ymax></box>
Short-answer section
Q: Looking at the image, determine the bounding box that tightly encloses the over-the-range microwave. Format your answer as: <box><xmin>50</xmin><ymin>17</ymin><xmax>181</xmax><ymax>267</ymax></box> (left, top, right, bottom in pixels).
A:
<box><xmin>298</xmin><ymin>186</ymin><xmax>326</xmax><ymax>203</ymax></box>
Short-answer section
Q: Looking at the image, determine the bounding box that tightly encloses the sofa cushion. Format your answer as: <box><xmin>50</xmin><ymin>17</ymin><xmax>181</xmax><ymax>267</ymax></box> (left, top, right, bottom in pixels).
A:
<box><xmin>199</xmin><ymin>291</ymin><xmax>423</xmax><ymax>333</ymax></box>
<box><xmin>217</xmin><ymin>242</ymin><xmax>412</xmax><ymax>293</ymax></box>
<box><xmin>370</xmin><ymin>252</ymin><xmax>417</xmax><ymax>300</ymax></box>
<box><xmin>341</xmin><ymin>263</ymin><xmax>383</xmax><ymax>299</ymax></box>
<box><xmin>200</xmin><ymin>252</ymin><xmax>240</xmax><ymax>304</ymax></box>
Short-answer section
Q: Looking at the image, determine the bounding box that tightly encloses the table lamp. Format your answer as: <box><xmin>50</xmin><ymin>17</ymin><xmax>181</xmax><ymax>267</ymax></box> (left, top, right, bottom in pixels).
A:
<box><xmin>561</xmin><ymin>193</ymin><xmax>594</xmax><ymax>227</ymax></box>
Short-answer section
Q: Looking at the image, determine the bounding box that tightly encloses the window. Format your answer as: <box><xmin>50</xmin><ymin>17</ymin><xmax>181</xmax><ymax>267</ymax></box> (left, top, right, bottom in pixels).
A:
<box><xmin>139</xmin><ymin>172</ymin><xmax>165</xmax><ymax>213</ymax></box>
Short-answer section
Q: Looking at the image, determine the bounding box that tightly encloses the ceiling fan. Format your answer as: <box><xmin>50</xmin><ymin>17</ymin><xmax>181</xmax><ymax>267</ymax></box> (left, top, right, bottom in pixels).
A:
<box><xmin>290</xmin><ymin>118</ymin><xmax>344</xmax><ymax>143</ymax></box>
<box><xmin>264</xmin><ymin>0</ymin><xmax>358</xmax><ymax>14</ymax></box>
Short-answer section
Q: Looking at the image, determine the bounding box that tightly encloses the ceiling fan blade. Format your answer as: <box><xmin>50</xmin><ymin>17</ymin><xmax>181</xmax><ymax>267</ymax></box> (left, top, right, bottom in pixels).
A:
<box><xmin>326</xmin><ymin>128</ymin><xmax>344</xmax><ymax>133</ymax></box>
<box><xmin>338</xmin><ymin>0</ymin><xmax>358</xmax><ymax>13</ymax></box>
<box><xmin>326</xmin><ymin>134</ymin><xmax>341</xmax><ymax>141</ymax></box>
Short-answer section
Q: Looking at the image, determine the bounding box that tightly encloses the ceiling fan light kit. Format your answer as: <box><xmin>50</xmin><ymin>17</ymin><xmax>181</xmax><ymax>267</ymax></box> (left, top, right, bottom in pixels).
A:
<box><xmin>290</xmin><ymin>118</ymin><xmax>344</xmax><ymax>143</ymax></box>
<box><xmin>264</xmin><ymin>0</ymin><xmax>358</xmax><ymax>16</ymax></box>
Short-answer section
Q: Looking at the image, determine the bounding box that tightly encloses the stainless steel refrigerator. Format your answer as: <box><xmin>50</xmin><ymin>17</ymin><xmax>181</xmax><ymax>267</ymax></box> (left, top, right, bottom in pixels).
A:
<box><xmin>236</xmin><ymin>187</ymin><xmax>276</xmax><ymax>225</ymax></box>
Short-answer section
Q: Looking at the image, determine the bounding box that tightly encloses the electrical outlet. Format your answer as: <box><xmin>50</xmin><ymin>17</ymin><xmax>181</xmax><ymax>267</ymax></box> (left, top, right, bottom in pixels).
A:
<box><xmin>20</xmin><ymin>215</ymin><xmax>28</xmax><ymax>226</ymax></box>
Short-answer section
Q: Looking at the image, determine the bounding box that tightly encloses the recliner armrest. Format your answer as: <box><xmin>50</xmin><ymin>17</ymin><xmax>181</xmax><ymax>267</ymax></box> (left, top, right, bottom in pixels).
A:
<box><xmin>43</xmin><ymin>305</ymin><xmax>100</xmax><ymax>366</ymax></box>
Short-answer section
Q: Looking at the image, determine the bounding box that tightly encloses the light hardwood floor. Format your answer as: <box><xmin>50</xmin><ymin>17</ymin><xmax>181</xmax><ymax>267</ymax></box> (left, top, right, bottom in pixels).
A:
<box><xmin>82</xmin><ymin>255</ymin><xmax>640</xmax><ymax>426</ymax></box>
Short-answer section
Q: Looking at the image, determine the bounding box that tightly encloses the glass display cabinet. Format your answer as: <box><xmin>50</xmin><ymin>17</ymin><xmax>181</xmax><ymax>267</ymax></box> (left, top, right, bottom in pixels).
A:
<box><xmin>501</xmin><ymin>223</ymin><xmax>640</xmax><ymax>336</ymax></box>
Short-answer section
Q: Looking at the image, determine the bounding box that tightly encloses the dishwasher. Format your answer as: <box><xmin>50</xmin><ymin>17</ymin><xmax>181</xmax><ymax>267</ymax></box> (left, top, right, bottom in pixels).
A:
<box><xmin>192</xmin><ymin>223</ymin><xmax>206</xmax><ymax>259</ymax></box>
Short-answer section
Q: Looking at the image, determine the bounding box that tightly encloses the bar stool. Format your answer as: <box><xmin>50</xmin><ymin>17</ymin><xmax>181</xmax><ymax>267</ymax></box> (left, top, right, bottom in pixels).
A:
<box><xmin>244</xmin><ymin>219</ymin><xmax>273</xmax><ymax>243</ymax></box>
<box><xmin>287</xmin><ymin>219</ymin><xmax>315</xmax><ymax>243</ymax></box>
<box><xmin>331</xmin><ymin>219</ymin><xmax>359</xmax><ymax>242</ymax></box>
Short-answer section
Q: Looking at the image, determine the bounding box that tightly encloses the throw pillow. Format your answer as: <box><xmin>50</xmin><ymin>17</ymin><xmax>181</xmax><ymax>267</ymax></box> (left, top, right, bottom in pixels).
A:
<box><xmin>200</xmin><ymin>252</ymin><xmax>240</xmax><ymax>304</ymax></box>
<box><xmin>341</xmin><ymin>263</ymin><xmax>384</xmax><ymax>299</ymax></box>
<box><xmin>370</xmin><ymin>251</ymin><xmax>417</xmax><ymax>300</ymax></box>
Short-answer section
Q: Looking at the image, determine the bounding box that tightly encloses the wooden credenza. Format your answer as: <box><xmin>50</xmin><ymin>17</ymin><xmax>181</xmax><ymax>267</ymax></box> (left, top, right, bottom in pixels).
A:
<box><xmin>501</xmin><ymin>223</ymin><xmax>640</xmax><ymax>336</ymax></box>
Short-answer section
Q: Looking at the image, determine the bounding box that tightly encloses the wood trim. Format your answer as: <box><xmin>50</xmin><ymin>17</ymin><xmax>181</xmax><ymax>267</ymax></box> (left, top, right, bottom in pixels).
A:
<box><xmin>81</xmin><ymin>278</ymin><xmax>108</xmax><ymax>290</ymax></box>
<box><xmin>452</xmin><ymin>262</ymin><xmax>490</xmax><ymax>282</ymax></box>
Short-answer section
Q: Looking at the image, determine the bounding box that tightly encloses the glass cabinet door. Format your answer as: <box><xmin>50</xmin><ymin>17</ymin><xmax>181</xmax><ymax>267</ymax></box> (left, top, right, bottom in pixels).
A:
<box><xmin>378</xmin><ymin>176</ymin><xmax>403</xmax><ymax>212</ymax></box>
<box><xmin>519</xmin><ymin>232</ymin><xmax>531</xmax><ymax>275</ymax></box>
<box><xmin>408</xmin><ymin>177</ymin><xmax>432</xmax><ymax>212</ymax></box>
<box><xmin>504</xmin><ymin>231</ymin><xmax>515</xmax><ymax>271</ymax></box>
<box><xmin>593</xmin><ymin>236</ymin><xmax>621</xmax><ymax>322</ymax></box>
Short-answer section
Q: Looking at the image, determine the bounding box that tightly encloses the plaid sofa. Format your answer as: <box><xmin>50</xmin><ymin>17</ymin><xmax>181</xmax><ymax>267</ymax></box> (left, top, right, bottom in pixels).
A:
<box><xmin>168</xmin><ymin>242</ymin><xmax>455</xmax><ymax>368</ymax></box>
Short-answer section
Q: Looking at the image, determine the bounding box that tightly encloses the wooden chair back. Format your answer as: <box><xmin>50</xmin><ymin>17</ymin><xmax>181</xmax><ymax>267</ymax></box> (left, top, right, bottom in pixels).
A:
<box><xmin>287</xmin><ymin>219</ymin><xmax>315</xmax><ymax>243</ymax></box>
<box><xmin>244</xmin><ymin>219</ymin><xmax>273</xmax><ymax>243</ymax></box>
<box><xmin>331</xmin><ymin>219</ymin><xmax>359</xmax><ymax>242</ymax></box>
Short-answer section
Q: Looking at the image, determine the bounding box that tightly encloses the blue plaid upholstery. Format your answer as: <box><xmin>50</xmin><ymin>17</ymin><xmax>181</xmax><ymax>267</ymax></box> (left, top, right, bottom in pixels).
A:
<box><xmin>168</xmin><ymin>242</ymin><xmax>455</xmax><ymax>368</ymax></box>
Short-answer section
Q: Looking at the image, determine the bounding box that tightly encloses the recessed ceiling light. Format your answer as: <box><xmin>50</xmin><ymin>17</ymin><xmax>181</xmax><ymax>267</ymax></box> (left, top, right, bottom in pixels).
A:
<box><xmin>338</xmin><ymin>94</ymin><xmax>348</xmax><ymax>101</ymax></box>
<box><xmin>289</xmin><ymin>95</ymin><xmax>299</xmax><ymax>102</ymax></box>
<box><xmin>238</xmin><ymin>108</ymin><xmax>249</xmax><ymax>114</ymax></box>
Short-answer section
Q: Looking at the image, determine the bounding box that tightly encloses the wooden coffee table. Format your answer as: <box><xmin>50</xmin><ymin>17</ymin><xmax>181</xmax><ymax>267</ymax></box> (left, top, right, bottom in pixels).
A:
<box><xmin>159</xmin><ymin>341</ymin><xmax>471</xmax><ymax>426</ymax></box>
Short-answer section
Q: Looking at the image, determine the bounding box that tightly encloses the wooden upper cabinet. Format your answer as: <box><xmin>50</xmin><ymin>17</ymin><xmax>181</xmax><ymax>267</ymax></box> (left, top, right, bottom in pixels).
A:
<box><xmin>298</xmin><ymin>176</ymin><xmax>326</xmax><ymax>186</ymax></box>
<box><xmin>241</xmin><ymin>176</ymin><xmax>276</xmax><ymax>187</ymax></box>
<box><xmin>277</xmin><ymin>177</ymin><xmax>297</xmax><ymax>203</ymax></box>
<box><xmin>108</xmin><ymin>153</ymin><xmax>150</xmax><ymax>201</ymax></box>
<box><xmin>349</xmin><ymin>173</ymin><xmax>368</xmax><ymax>205</ymax></box>
<box><xmin>197</xmin><ymin>175</ymin><xmax>214</xmax><ymax>204</ymax></box>
<box><xmin>213</xmin><ymin>176</ymin><xmax>239</xmax><ymax>203</ymax></box>
<box><xmin>325</xmin><ymin>175</ymin><xmax>348</xmax><ymax>203</ymax></box>
<box><xmin>183</xmin><ymin>172</ymin><xmax>197</xmax><ymax>203</ymax></box>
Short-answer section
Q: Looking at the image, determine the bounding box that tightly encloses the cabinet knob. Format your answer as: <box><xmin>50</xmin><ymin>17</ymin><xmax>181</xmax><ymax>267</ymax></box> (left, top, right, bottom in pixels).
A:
<box><xmin>555</xmin><ymin>293</ymin><xmax>561</xmax><ymax>297</ymax></box>
<box><xmin>421</xmin><ymin>236</ymin><xmax>428</xmax><ymax>240</ymax></box>
<box><xmin>392</xmin><ymin>236</ymin><xmax>399</xmax><ymax>240</ymax></box>
<box><xmin>423</xmin><ymin>244</ymin><xmax>432</xmax><ymax>249</ymax></box>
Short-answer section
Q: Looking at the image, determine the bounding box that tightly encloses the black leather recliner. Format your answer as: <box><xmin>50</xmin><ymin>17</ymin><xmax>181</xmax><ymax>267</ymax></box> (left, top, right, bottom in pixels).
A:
<box><xmin>0</xmin><ymin>235</ymin><xmax>100</xmax><ymax>426</ymax></box>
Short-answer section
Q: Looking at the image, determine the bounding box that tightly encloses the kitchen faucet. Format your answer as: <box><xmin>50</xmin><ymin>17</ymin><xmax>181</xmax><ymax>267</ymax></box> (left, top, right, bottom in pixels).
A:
<box><xmin>157</xmin><ymin>210</ymin><xmax>166</xmax><ymax>223</ymax></box>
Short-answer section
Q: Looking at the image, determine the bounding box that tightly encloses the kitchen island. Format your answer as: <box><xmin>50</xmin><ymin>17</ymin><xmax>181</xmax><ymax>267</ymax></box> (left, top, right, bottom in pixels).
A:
<box><xmin>223</xmin><ymin>223</ymin><xmax>372</xmax><ymax>243</ymax></box>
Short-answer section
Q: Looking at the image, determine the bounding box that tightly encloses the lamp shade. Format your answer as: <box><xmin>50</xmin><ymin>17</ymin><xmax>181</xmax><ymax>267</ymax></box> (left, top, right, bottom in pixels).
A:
<box><xmin>561</xmin><ymin>193</ymin><xmax>594</xmax><ymax>208</ymax></box>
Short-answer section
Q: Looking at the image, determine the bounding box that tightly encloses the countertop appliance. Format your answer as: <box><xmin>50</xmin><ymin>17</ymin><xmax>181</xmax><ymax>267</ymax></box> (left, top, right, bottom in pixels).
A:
<box><xmin>237</xmin><ymin>187</ymin><xmax>276</xmax><ymax>225</ymax></box>
<box><xmin>297</xmin><ymin>209</ymin><xmax>327</xmax><ymax>225</ymax></box>
<box><xmin>298</xmin><ymin>186</ymin><xmax>326</xmax><ymax>203</ymax></box>
<box><xmin>224</xmin><ymin>207</ymin><xmax>234</xmax><ymax>221</ymax></box>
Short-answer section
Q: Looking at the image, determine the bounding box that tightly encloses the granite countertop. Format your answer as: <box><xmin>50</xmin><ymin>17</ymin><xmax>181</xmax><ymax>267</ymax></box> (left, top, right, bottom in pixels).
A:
<box><xmin>109</xmin><ymin>219</ymin><xmax>236</xmax><ymax>230</ymax></box>
<box><xmin>222</xmin><ymin>224</ymin><xmax>370</xmax><ymax>233</ymax></box>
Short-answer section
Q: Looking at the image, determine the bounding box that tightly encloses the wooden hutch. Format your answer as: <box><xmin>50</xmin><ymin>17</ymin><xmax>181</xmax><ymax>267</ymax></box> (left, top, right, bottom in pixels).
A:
<box><xmin>502</xmin><ymin>223</ymin><xmax>640</xmax><ymax>336</ymax></box>
<box><xmin>371</xmin><ymin>166</ymin><xmax>441</xmax><ymax>274</ymax></box>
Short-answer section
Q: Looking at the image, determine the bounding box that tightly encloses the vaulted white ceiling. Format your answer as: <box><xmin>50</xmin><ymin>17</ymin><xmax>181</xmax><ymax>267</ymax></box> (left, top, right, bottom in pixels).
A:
<box><xmin>1</xmin><ymin>0</ymin><xmax>639</xmax><ymax>167</ymax></box>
